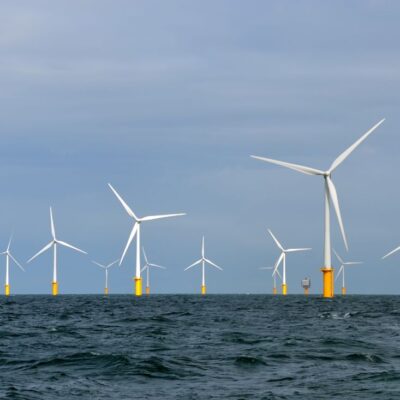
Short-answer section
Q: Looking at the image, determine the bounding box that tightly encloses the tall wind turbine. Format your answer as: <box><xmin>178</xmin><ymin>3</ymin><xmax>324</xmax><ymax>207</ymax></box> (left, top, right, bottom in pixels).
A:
<box><xmin>251</xmin><ymin>119</ymin><xmax>385</xmax><ymax>297</ymax></box>
<box><xmin>269</xmin><ymin>229</ymin><xmax>311</xmax><ymax>295</ymax></box>
<box><xmin>141</xmin><ymin>248</ymin><xmax>166</xmax><ymax>295</ymax></box>
<box><xmin>185</xmin><ymin>237</ymin><xmax>222</xmax><ymax>295</ymax></box>
<box><xmin>333</xmin><ymin>249</ymin><xmax>362</xmax><ymax>295</ymax></box>
<box><xmin>27</xmin><ymin>207</ymin><xmax>87</xmax><ymax>295</ymax></box>
<box><xmin>92</xmin><ymin>259</ymin><xmax>119</xmax><ymax>295</ymax></box>
<box><xmin>108</xmin><ymin>183</ymin><xmax>185</xmax><ymax>296</ymax></box>
<box><xmin>259</xmin><ymin>266</ymin><xmax>281</xmax><ymax>295</ymax></box>
<box><xmin>1</xmin><ymin>235</ymin><xmax>24</xmax><ymax>296</ymax></box>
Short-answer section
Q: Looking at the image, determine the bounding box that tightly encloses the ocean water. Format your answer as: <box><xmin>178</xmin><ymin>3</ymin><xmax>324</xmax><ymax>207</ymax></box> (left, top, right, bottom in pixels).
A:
<box><xmin>1</xmin><ymin>295</ymin><xmax>400</xmax><ymax>399</ymax></box>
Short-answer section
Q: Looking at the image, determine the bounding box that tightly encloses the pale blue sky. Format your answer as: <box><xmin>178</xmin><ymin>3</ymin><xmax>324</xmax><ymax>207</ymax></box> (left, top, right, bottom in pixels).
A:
<box><xmin>0</xmin><ymin>0</ymin><xmax>399</xmax><ymax>294</ymax></box>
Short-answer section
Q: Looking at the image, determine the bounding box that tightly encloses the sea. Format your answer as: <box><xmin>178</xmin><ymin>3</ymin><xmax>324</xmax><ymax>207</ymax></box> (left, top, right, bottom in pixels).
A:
<box><xmin>1</xmin><ymin>294</ymin><xmax>400</xmax><ymax>399</ymax></box>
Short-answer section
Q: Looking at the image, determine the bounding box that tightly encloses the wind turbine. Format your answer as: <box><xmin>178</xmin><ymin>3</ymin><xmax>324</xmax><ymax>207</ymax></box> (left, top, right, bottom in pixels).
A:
<box><xmin>27</xmin><ymin>207</ymin><xmax>87</xmax><ymax>295</ymax></box>
<box><xmin>1</xmin><ymin>235</ymin><xmax>24</xmax><ymax>296</ymax></box>
<box><xmin>268</xmin><ymin>229</ymin><xmax>311</xmax><ymax>295</ymax></box>
<box><xmin>185</xmin><ymin>237</ymin><xmax>222</xmax><ymax>295</ymax></box>
<box><xmin>141</xmin><ymin>248</ymin><xmax>166</xmax><ymax>295</ymax></box>
<box><xmin>333</xmin><ymin>249</ymin><xmax>362</xmax><ymax>295</ymax></box>
<box><xmin>259</xmin><ymin>266</ymin><xmax>282</xmax><ymax>295</ymax></box>
<box><xmin>108</xmin><ymin>183</ymin><xmax>185</xmax><ymax>296</ymax></box>
<box><xmin>92</xmin><ymin>259</ymin><xmax>119</xmax><ymax>295</ymax></box>
<box><xmin>251</xmin><ymin>119</ymin><xmax>385</xmax><ymax>297</ymax></box>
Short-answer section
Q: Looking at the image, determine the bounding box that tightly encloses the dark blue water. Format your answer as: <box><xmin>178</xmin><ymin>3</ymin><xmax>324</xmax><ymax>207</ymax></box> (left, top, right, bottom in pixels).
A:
<box><xmin>1</xmin><ymin>295</ymin><xmax>400</xmax><ymax>399</ymax></box>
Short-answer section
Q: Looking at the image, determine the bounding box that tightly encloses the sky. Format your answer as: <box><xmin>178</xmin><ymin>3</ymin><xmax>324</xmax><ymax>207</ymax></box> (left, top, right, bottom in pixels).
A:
<box><xmin>0</xmin><ymin>0</ymin><xmax>399</xmax><ymax>294</ymax></box>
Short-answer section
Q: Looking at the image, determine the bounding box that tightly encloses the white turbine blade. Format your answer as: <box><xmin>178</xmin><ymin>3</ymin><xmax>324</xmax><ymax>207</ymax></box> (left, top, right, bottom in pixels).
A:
<box><xmin>141</xmin><ymin>213</ymin><xmax>186</xmax><ymax>222</ymax></box>
<box><xmin>335</xmin><ymin>265</ymin><xmax>344</xmax><ymax>281</ymax></box>
<box><xmin>57</xmin><ymin>240</ymin><xmax>87</xmax><ymax>254</ymax></box>
<box><xmin>326</xmin><ymin>176</ymin><xmax>348</xmax><ymax>251</ymax></box>
<box><xmin>27</xmin><ymin>241</ymin><xmax>53</xmax><ymax>263</ymax></box>
<box><xmin>205</xmin><ymin>258</ymin><xmax>222</xmax><ymax>271</ymax></box>
<box><xmin>274</xmin><ymin>268</ymin><xmax>282</xmax><ymax>280</ymax></box>
<box><xmin>286</xmin><ymin>248</ymin><xmax>312</xmax><ymax>253</ymax></box>
<box><xmin>267</xmin><ymin>229</ymin><xmax>284</xmax><ymax>251</ymax></box>
<box><xmin>106</xmin><ymin>260</ymin><xmax>119</xmax><ymax>268</ymax></box>
<box><xmin>108</xmin><ymin>183</ymin><xmax>138</xmax><ymax>220</ymax></box>
<box><xmin>251</xmin><ymin>155</ymin><xmax>324</xmax><ymax>176</ymax></box>
<box><xmin>259</xmin><ymin>267</ymin><xmax>273</xmax><ymax>270</ymax></box>
<box><xmin>50</xmin><ymin>207</ymin><xmax>56</xmax><ymax>239</ymax></box>
<box><xmin>9</xmin><ymin>253</ymin><xmax>25</xmax><ymax>271</ymax></box>
<box><xmin>142</xmin><ymin>247</ymin><xmax>149</xmax><ymax>264</ymax></box>
<box><xmin>149</xmin><ymin>263</ymin><xmax>166</xmax><ymax>269</ymax></box>
<box><xmin>382</xmin><ymin>245</ymin><xmax>400</xmax><ymax>260</ymax></box>
<box><xmin>7</xmin><ymin>234</ymin><xmax>13</xmax><ymax>251</ymax></box>
<box><xmin>329</xmin><ymin>119</ymin><xmax>385</xmax><ymax>173</ymax></box>
<box><xmin>332</xmin><ymin>248</ymin><xmax>344</xmax><ymax>264</ymax></box>
<box><xmin>184</xmin><ymin>259</ymin><xmax>202</xmax><ymax>271</ymax></box>
<box><xmin>92</xmin><ymin>260</ymin><xmax>106</xmax><ymax>268</ymax></box>
<box><xmin>202</xmin><ymin>236</ymin><xmax>205</xmax><ymax>258</ymax></box>
<box><xmin>345</xmin><ymin>261</ymin><xmax>363</xmax><ymax>265</ymax></box>
<box><xmin>272</xmin><ymin>252</ymin><xmax>284</xmax><ymax>276</ymax></box>
<box><xmin>120</xmin><ymin>223</ymin><xmax>139</xmax><ymax>265</ymax></box>
<box><xmin>141</xmin><ymin>265</ymin><xmax>147</xmax><ymax>273</ymax></box>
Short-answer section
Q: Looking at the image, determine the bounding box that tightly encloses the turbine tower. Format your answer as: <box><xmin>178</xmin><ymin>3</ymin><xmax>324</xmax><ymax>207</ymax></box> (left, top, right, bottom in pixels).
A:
<box><xmin>185</xmin><ymin>237</ymin><xmax>222</xmax><ymax>295</ymax></box>
<box><xmin>333</xmin><ymin>249</ymin><xmax>362</xmax><ymax>295</ymax></box>
<box><xmin>108</xmin><ymin>183</ymin><xmax>185</xmax><ymax>296</ymax></box>
<box><xmin>141</xmin><ymin>248</ymin><xmax>166</xmax><ymax>295</ymax></box>
<box><xmin>268</xmin><ymin>229</ymin><xmax>311</xmax><ymax>295</ymax></box>
<box><xmin>92</xmin><ymin>259</ymin><xmax>119</xmax><ymax>295</ymax></box>
<box><xmin>1</xmin><ymin>235</ymin><xmax>24</xmax><ymax>296</ymax></box>
<box><xmin>251</xmin><ymin>119</ymin><xmax>384</xmax><ymax>297</ymax></box>
<box><xmin>27</xmin><ymin>207</ymin><xmax>87</xmax><ymax>295</ymax></box>
<box><xmin>260</xmin><ymin>266</ymin><xmax>281</xmax><ymax>295</ymax></box>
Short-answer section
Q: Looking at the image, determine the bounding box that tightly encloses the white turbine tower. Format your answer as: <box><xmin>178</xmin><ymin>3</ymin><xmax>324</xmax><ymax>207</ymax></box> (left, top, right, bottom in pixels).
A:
<box><xmin>251</xmin><ymin>119</ymin><xmax>384</xmax><ymax>297</ymax></box>
<box><xmin>27</xmin><ymin>207</ymin><xmax>87</xmax><ymax>296</ymax></box>
<box><xmin>333</xmin><ymin>249</ymin><xmax>362</xmax><ymax>295</ymax></box>
<box><xmin>259</xmin><ymin>266</ymin><xmax>282</xmax><ymax>295</ymax></box>
<box><xmin>1</xmin><ymin>235</ymin><xmax>24</xmax><ymax>296</ymax></box>
<box><xmin>185</xmin><ymin>237</ymin><xmax>222</xmax><ymax>295</ymax></box>
<box><xmin>92</xmin><ymin>259</ymin><xmax>119</xmax><ymax>295</ymax></box>
<box><xmin>268</xmin><ymin>229</ymin><xmax>311</xmax><ymax>295</ymax></box>
<box><xmin>108</xmin><ymin>183</ymin><xmax>185</xmax><ymax>296</ymax></box>
<box><xmin>141</xmin><ymin>248</ymin><xmax>166</xmax><ymax>295</ymax></box>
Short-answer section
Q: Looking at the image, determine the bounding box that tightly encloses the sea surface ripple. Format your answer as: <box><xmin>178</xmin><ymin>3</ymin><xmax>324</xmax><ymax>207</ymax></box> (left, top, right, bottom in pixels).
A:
<box><xmin>1</xmin><ymin>295</ymin><xmax>400</xmax><ymax>399</ymax></box>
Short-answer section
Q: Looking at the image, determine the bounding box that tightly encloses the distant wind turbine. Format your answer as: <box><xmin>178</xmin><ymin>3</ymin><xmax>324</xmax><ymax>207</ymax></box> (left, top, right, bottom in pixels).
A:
<box><xmin>259</xmin><ymin>266</ymin><xmax>281</xmax><ymax>295</ymax></box>
<box><xmin>185</xmin><ymin>237</ymin><xmax>222</xmax><ymax>295</ymax></box>
<box><xmin>108</xmin><ymin>183</ymin><xmax>185</xmax><ymax>296</ymax></box>
<box><xmin>141</xmin><ymin>248</ymin><xmax>166</xmax><ymax>295</ymax></box>
<box><xmin>251</xmin><ymin>119</ymin><xmax>385</xmax><ymax>297</ymax></box>
<box><xmin>92</xmin><ymin>259</ymin><xmax>119</xmax><ymax>295</ymax></box>
<box><xmin>1</xmin><ymin>235</ymin><xmax>24</xmax><ymax>296</ymax></box>
<box><xmin>333</xmin><ymin>249</ymin><xmax>362</xmax><ymax>295</ymax></box>
<box><xmin>27</xmin><ymin>207</ymin><xmax>87</xmax><ymax>296</ymax></box>
<box><xmin>269</xmin><ymin>229</ymin><xmax>311</xmax><ymax>295</ymax></box>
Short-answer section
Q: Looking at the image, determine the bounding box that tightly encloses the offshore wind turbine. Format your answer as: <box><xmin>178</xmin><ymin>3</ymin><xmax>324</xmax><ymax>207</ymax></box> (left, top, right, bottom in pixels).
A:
<box><xmin>185</xmin><ymin>237</ymin><xmax>222</xmax><ymax>295</ymax></box>
<box><xmin>27</xmin><ymin>207</ymin><xmax>87</xmax><ymax>295</ymax></box>
<box><xmin>333</xmin><ymin>249</ymin><xmax>362</xmax><ymax>295</ymax></box>
<box><xmin>259</xmin><ymin>266</ymin><xmax>281</xmax><ymax>295</ymax></box>
<box><xmin>141</xmin><ymin>248</ymin><xmax>166</xmax><ymax>295</ymax></box>
<box><xmin>269</xmin><ymin>229</ymin><xmax>311</xmax><ymax>295</ymax></box>
<box><xmin>251</xmin><ymin>119</ymin><xmax>385</xmax><ymax>297</ymax></box>
<box><xmin>108</xmin><ymin>183</ymin><xmax>185</xmax><ymax>296</ymax></box>
<box><xmin>1</xmin><ymin>235</ymin><xmax>24</xmax><ymax>296</ymax></box>
<box><xmin>92</xmin><ymin>259</ymin><xmax>119</xmax><ymax>295</ymax></box>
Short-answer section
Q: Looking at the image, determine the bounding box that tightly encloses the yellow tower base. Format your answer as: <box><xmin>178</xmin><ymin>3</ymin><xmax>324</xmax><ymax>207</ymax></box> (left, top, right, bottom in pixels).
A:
<box><xmin>282</xmin><ymin>284</ymin><xmax>287</xmax><ymax>296</ymax></box>
<box><xmin>304</xmin><ymin>287</ymin><xmax>309</xmax><ymax>296</ymax></box>
<box><xmin>135</xmin><ymin>277</ymin><xmax>142</xmax><ymax>296</ymax></box>
<box><xmin>341</xmin><ymin>287</ymin><xmax>346</xmax><ymax>295</ymax></box>
<box><xmin>52</xmin><ymin>281</ymin><xmax>58</xmax><ymax>296</ymax></box>
<box><xmin>5</xmin><ymin>284</ymin><xmax>10</xmax><ymax>296</ymax></box>
<box><xmin>146</xmin><ymin>286</ymin><xmax>150</xmax><ymax>295</ymax></box>
<box><xmin>201</xmin><ymin>285</ymin><xmax>206</xmax><ymax>295</ymax></box>
<box><xmin>273</xmin><ymin>287</ymin><xmax>277</xmax><ymax>295</ymax></box>
<box><xmin>321</xmin><ymin>268</ymin><xmax>334</xmax><ymax>298</ymax></box>
<box><xmin>104</xmin><ymin>287</ymin><xmax>109</xmax><ymax>295</ymax></box>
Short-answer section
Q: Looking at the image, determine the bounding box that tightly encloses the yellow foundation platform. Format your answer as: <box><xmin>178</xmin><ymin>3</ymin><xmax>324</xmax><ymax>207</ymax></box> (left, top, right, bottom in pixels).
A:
<box><xmin>104</xmin><ymin>287</ymin><xmax>109</xmax><ymax>295</ymax></box>
<box><xmin>304</xmin><ymin>287</ymin><xmax>309</xmax><ymax>296</ymax></box>
<box><xmin>52</xmin><ymin>281</ymin><xmax>58</xmax><ymax>296</ymax></box>
<box><xmin>273</xmin><ymin>287</ymin><xmax>277</xmax><ymax>295</ymax></box>
<box><xmin>134</xmin><ymin>277</ymin><xmax>142</xmax><ymax>296</ymax></box>
<box><xmin>341</xmin><ymin>287</ymin><xmax>346</xmax><ymax>296</ymax></box>
<box><xmin>282</xmin><ymin>284</ymin><xmax>287</xmax><ymax>296</ymax></box>
<box><xmin>321</xmin><ymin>268</ymin><xmax>334</xmax><ymax>298</ymax></box>
<box><xmin>146</xmin><ymin>286</ymin><xmax>150</xmax><ymax>295</ymax></box>
<box><xmin>5</xmin><ymin>284</ymin><xmax>10</xmax><ymax>296</ymax></box>
<box><xmin>201</xmin><ymin>285</ymin><xmax>206</xmax><ymax>295</ymax></box>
